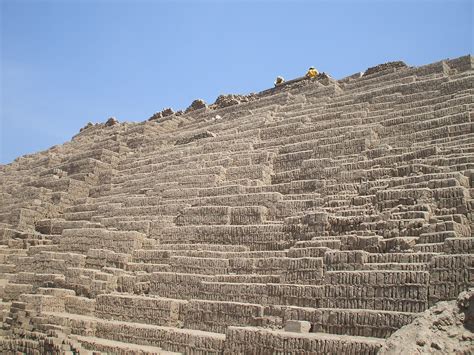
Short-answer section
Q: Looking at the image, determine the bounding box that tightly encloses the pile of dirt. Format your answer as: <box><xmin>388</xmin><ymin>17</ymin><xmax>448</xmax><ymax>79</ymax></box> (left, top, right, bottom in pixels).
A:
<box><xmin>364</xmin><ymin>61</ymin><xmax>407</xmax><ymax>76</ymax></box>
<box><xmin>379</xmin><ymin>290</ymin><xmax>474</xmax><ymax>354</ymax></box>
<box><xmin>185</xmin><ymin>99</ymin><xmax>207</xmax><ymax>113</ymax></box>
<box><xmin>210</xmin><ymin>93</ymin><xmax>257</xmax><ymax>109</ymax></box>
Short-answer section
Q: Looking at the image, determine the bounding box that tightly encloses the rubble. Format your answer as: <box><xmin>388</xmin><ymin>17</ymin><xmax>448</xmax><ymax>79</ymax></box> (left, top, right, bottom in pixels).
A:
<box><xmin>148</xmin><ymin>108</ymin><xmax>175</xmax><ymax>121</ymax></box>
<box><xmin>364</xmin><ymin>61</ymin><xmax>408</xmax><ymax>76</ymax></box>
<box><xmin>79</xmin><ymin>122</ymin><xmax>94</xmax><ymax>132</ymax></box>
<box><xmin>161</xmin><ymin>108</ymin><xmax>174</xmax><ymax>117</ymax></box>
<box><xmin>148</xmin><ymin>111</ymin><xmax>162</xmax><ymax>121</ymax></box>
<box><xmin>174</xmin><ymin>130</ymin><xmax>216</xmax><ymax>145</ymax></box>
<box><xmin>379</xmin><ymin>289</ymin><xmax>474</xmax><ymax>354</ymax></box>
<box><xmin>185</xmin><ymin>99</ymin><xmax>207</xmax><ymax>113</ymax></box>
<box><xmin>211</xmin><ymin>93</ymin><xmax>257</xmax><ymax>109</ymax></box>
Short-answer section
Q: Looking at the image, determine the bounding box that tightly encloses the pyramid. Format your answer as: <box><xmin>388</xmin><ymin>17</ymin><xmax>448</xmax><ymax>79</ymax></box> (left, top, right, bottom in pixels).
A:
<box><xmin>0</xmin><ymin>55</ymin><xmax>472</xmax><ymax>354</ymax></box>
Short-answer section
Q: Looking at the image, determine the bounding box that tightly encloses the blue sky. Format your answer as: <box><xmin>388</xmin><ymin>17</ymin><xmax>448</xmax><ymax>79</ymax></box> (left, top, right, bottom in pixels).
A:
<box><xmin>1</xmin><ymin>0</ymin><xmax>472</xmax><ymax>164</ymax></box>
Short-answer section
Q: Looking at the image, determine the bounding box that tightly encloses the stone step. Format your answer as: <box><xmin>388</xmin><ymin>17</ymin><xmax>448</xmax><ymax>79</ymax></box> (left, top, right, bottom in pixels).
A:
<box><xmin>100</xmin><ymin>217</ymin><xmax>153</xmax><ymax>234</ymax></box>
<box><xmin>104</xmin><ymin>203</ymin><xmax>189</xmax><ymax>218</ymax></box>
<box><xmin>125</xmin><ymin>262</ymin><xmax>170</xmax><ymax>273</ymax></box>
<box><xmin>325</xmin><ymin>270</ymin><xmax>429</xmax><ymax>286</ymax></box>
<box><xmin>443</xmin><ymin>237</ymin><xmax>474</xmax><ymax>254</ymax></box>
<box><xmin>366</xmin><ymin>252</ymin><xmax>439</xmax><ymax>264</ymax></box>
<box><xmin>155</xmin><ymin>224</ymin><xmax>291</xmax><ymax>251</ymax></box>
<box><xmin>152</xmin><ymin>243</ymin><xmax>250</xmax><ymax>252</ymax></box>
<box><xmin>293</xmin><ymin>239</ymin><xmax>342</xmax><ymax>249</ymax></box>
<box><xmin>214</xmin><ymin>274</ymin><xmax>280</xmax><ymax>284</ymax></box>
<box><xmin>418</xmin><ymin>231</ymin><xmax>458</xmax><ymax>244</ymax></box>
<box><xmin>182</xmin><ymin>299</ymin><xmax>265</xmax><ymax>334</ymax></box>
<box><xmin>40</xmin><ymin>311</ymin><xmax>226</xmax><ymax>354</ymax></box>
<box><xmin>71</xmin><ymin>335</ymin><xmax>179</xmax><ymax>355</ymax></box>
<box><xmin>94</xmin><ymin>293</ymin><xmax>186</xmax><ymax>327</ymax></box>
<box><xmin>224</xmin><ymin>326</ymin><xmax>384</xmax><ymax>354</ymax></box>
<box><xmin>279</xmin><ymin>306</ymin><xmax>417</xmax><ymax>339</ymax></box>
<box><xmin>413</xmin><ymin>242</ymin><xmax>445</xmax><ymax>253</ymax></box>
<box><xmin>287</xmin><ymin>246</ymin><xmax>329</xmax><ymax>258</ymax></box>
<box><xmin>361</xmin><ymin>262</ymin><xmax>429</xmax><ymax>271</ymax></box>
<box><xmin>169</xmin><ymin>255</ymin><xmax>290</xmax><ymax>276</ymax></box>
<box><xmin>133</xmin><ymin>249</ymin><xmax>287</xmax><ymax>264</ymax></box>
<box><xmin>59</xmin><ymin>228</ymin><xmax>146</xmax><ymax>254</ymax></box>
<box><xmin>35</xmin><ymin>219</ymin><xmax>102</xmax><ymax>235</ymax></box>
<box><xmin>63</xmin><ymin>211</ymin><xmax>96</xmax><ymax>221</ymax></box>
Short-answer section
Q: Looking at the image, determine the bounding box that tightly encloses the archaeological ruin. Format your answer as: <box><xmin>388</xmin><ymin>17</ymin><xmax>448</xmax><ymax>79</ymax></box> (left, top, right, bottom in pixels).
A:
<box><xmin>0</xmin><ymin>55</ymin><xmax>473</xmax><ymax>354</ymax></box>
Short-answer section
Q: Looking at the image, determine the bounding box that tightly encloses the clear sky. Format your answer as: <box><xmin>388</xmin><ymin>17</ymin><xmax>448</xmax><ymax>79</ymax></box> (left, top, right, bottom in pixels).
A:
<box><xmin>1</xmin><ymin>0</ymin><xmax>472</xmax><ymax>164</ymax></box>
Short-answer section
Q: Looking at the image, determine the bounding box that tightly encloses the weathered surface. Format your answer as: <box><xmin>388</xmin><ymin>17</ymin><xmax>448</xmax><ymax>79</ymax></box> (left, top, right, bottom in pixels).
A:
<box><xmin>211</xmin><ymin>93</ymin><xmax>257</xmax><ymax>109</ymax></box>
<box><xmin>175</xmin><ymin>130</ymin><xmax>216</xmax><ymax>146</ymax></box>
<box><xmin>185</xmin><ymin>99</ymin><xmax>207</xmax><ymax>113</ymax></box>
<box><xmin>149</xmin><ymin>108</ymin><xmax>175</xmax><ymax>122</ymax></box>
<box><xmin>379</xmin><ymin>289</ymin><xmax>474</xmax><ymax>354</ymax></box>
<box><xmin>364</xmin><ymin>61</ymin><xmax>408</xmax><ymax>76</ymax></box>
<box><xmin>0</xmin><ymin>55</ymin><xmax>472</xmax><ymax>354</ymax></box>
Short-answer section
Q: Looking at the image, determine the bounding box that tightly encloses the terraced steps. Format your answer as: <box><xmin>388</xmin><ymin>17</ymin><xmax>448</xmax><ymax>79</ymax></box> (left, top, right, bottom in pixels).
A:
<box><xmin>0</xmin><ymin>54</ymin><xmax>472</xmax><ymax>353</ymax></box>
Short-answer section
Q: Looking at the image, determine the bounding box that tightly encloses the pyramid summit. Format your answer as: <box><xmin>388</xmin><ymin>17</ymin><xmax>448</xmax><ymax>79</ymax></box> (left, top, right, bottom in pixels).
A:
<box><xmin>1</xmin><ymin>55</ymin><xmax>473</xmax><ymax>354</ymax></box>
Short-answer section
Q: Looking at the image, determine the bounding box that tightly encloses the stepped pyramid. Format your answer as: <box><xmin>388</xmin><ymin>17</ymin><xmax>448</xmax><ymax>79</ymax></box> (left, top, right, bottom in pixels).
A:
<box><xmin>0</xmin><ymin>55</ymin><xmax>473</xmax><ymax>354</ymax></box>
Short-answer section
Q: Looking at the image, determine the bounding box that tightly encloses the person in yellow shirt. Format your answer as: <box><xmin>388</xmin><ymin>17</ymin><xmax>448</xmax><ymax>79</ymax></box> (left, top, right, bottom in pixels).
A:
<box><xmin>274</xmin><ymin>76</ymin><xmax>285</xmax><ymax>86</ymax></box>
<box><xmin>306</xmin><ymin>66</ymin><xmax>319</xmax><ymax>78</ymax></box>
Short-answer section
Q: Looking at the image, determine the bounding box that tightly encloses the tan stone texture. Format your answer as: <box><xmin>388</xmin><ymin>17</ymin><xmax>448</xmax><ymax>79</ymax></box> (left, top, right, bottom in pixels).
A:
<box><xmin>0</xmin><ymin>55</ymin><xmax>473</xmax><ymax>354</ymax></box>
